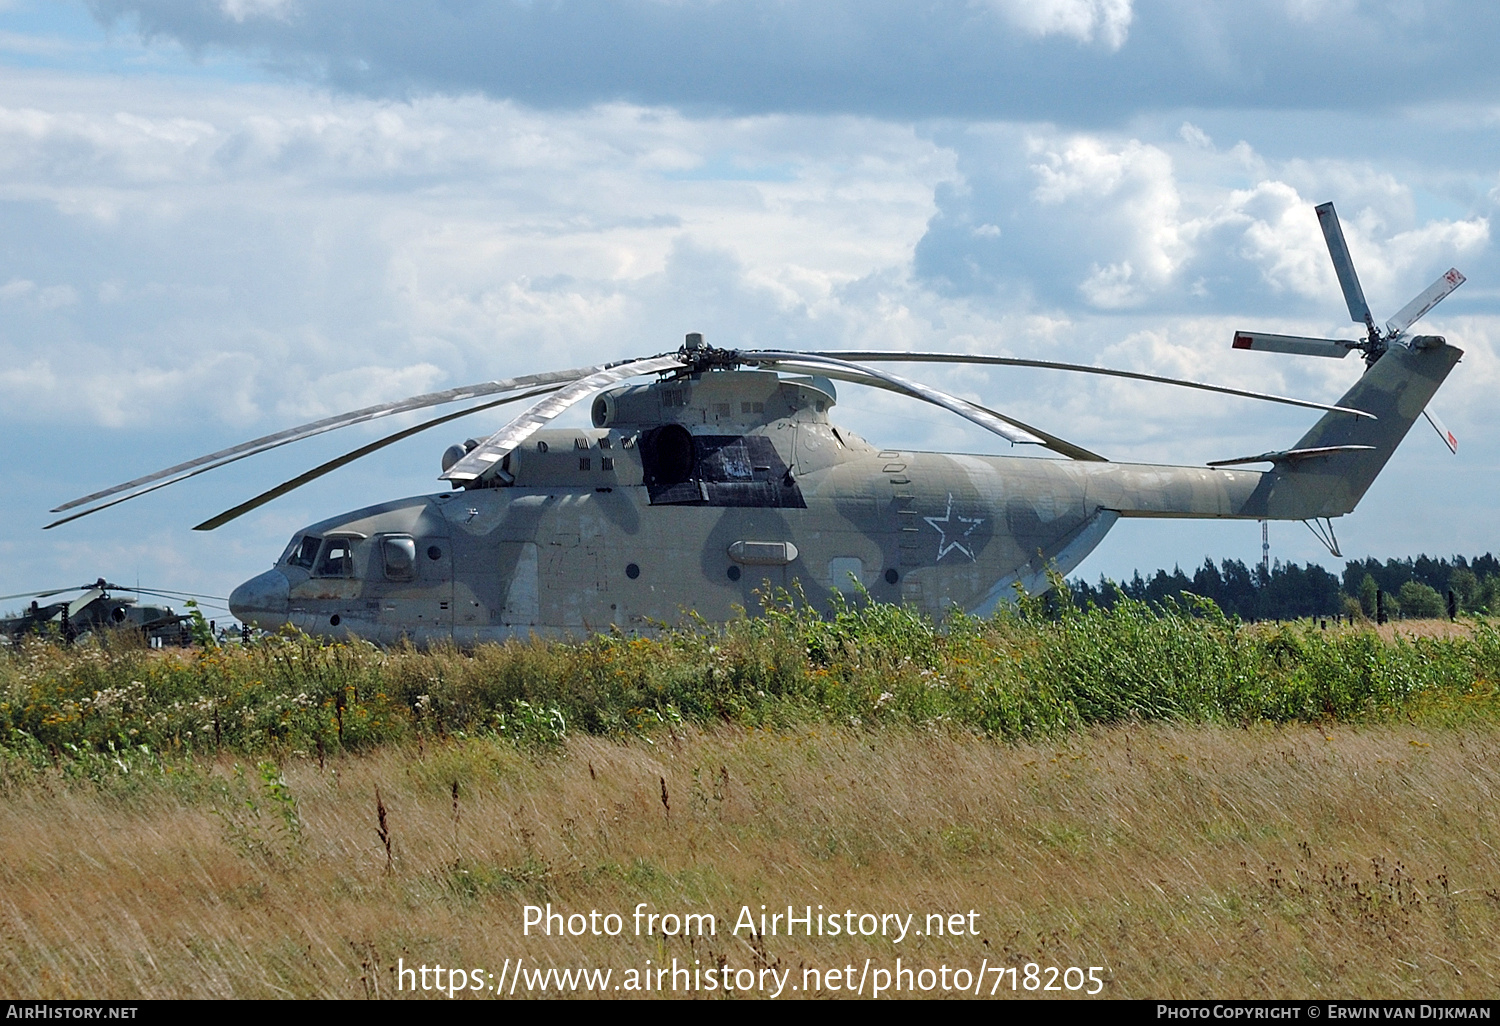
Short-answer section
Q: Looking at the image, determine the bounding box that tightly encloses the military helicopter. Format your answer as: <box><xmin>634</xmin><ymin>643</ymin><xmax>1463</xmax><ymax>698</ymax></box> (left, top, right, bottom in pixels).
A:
<box><xmin>0</xmin><ymin>579</ymin><xmax>200</xmax><ymax>645</ymax></box>
<box><xmin>48</xmin><ymin>202</ymin><xmax>1465</xmax><ymax>643</ymax></box>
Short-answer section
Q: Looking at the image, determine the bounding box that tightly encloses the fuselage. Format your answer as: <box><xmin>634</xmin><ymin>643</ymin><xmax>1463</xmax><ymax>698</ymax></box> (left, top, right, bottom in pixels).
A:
<box><xmin>230</xmin><ymin>368</ymin><xmax>1280</xmax><ymax>641</ymax></box>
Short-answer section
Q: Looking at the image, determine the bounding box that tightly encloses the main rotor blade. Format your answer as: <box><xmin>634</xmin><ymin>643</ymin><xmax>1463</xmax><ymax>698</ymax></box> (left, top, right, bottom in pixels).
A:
<box><xmin>1315</xmin><ymin>201</ymin><xmax>1376</xmax><ymax>336</ymax></box>
<box><xmin>741</xmin><ymin>351</ymin><xmax>1055</xmax><ymax>449</ymax></box>
<box><xmin>1387</xmin><ymin>268</ymin><xmax>1466</xmax><ymax>338</ymax></box>
<box><xmin>442</xmin><ymin>355</ymin><xmax>686</xmax><ymax>483</ymax></box>
<box><xmin>51</xmin><ymin>363</ymin><xmax>607</xmax><ymax>515</ymax></box>
<box><xmin>49</xmin><ymin>385</ymin><xmax>563</xmax><ymax>530</ymax></box>
<box><xmin>1422</xmin><ymin>407</ymin><xmax>1458</xmax><ymax>455</ymax></box>
<box><xmin>0</xmin><ymin>587</ymin><xmax>81</xmax><ymax>602</ymax></box>
<box><xmin>127</xmin><ymin>587</ymin><xmax>230</xmax><ymax>602</ymax></box>
<box><xmin>1232</xmin><ymin>331</ymin><xmax>1356</xmax><ymax>359</ymax></box>
<box><xmin>808</xmin><ymin>351</ymin><xmax>1376</xmax><ymax>420</ymax></box>
<box><xmin>67</xmin><ymin>589</ymin><xmax>105</xmax><ymax>618</ymax></box>
<box><xmin>753</xmin><ymin>355</ymin><xmax>1107</xmax><ymax>461</ymax></box>
<box><xmin>194</xmin><ymin>385</ymin><xmax>563</xmax><ymax>531</ymax></box>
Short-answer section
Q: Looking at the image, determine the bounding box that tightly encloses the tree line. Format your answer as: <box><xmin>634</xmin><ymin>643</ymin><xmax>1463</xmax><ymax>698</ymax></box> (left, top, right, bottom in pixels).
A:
<box><xmin>1066</xmin><ymin>553</ymin><xmax>1500</xmax><ymax>622</ymax></box>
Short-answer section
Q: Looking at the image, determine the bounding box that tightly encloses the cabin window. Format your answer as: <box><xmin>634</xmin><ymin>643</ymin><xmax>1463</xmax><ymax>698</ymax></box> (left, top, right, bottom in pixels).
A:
<box><xmin>381</xmin><ymin>535</ymin><xmax>417</xmax><ymax>581</ymax></box>
<box><xmin>315</xmin><ymin>538</ymin><xmax>355</xmax><ymax>578</ymax></box>
<box><xmin>287</xmin><ymin>535</ymin><xmax>322</xmax><ymax>569</ymax></box>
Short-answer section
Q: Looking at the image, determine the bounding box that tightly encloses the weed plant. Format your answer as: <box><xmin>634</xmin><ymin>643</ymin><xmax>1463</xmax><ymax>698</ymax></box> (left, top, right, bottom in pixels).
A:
<box><xmin>3</xmin><ymin>587</ymin><xmax>1499</xmax><ymax>768</ymax></box>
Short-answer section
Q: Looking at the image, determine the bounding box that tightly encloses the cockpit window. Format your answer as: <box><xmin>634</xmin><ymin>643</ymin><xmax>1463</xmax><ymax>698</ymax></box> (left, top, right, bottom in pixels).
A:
<box><xmin>286</xmin><ymin>535</ymin><xmax>322</xmax><ymax>569</ymax></box>
<box><xmin>315</xmin><ymin>538</ymin><xmax>355</xmax><ymax>577</ymax></box>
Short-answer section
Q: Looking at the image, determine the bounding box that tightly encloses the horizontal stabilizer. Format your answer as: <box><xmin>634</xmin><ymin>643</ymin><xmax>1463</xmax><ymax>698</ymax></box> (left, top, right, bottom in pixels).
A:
<box><xmin>1207</xmin><ymin>444</ymin><xmax>1376</xmax><ymax>468</ymax></box>
<box><xmin>1232</xmin><ymin>331</ymin><xmax>1356</xmax><ymax>359</ymax></box>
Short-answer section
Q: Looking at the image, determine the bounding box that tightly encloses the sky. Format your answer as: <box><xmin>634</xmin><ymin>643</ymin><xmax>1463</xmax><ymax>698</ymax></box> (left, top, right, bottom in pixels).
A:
<box><xmin>2</xmin><ymin>0</ymin><xmax>1498</xmax><ymax>616</ymax></box>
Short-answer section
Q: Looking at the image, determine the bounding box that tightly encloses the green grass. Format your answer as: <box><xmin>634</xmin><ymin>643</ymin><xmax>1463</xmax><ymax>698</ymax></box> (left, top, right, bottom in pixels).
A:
<box><xmin>4</xmin><ymin>591</ymin><xmax>1500</xmax><ymax>769</ymax></box>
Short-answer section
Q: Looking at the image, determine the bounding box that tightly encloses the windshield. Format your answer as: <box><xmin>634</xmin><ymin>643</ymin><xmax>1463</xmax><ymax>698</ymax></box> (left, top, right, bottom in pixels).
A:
<box><xmin>285</xmin><ymin>535</ymin><xmax>322</xmax><ymax>569</ymax></box>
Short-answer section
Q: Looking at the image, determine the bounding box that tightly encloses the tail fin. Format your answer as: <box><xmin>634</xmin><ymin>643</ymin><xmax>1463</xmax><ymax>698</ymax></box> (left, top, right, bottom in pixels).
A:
<box><xmin>1261</xmin><ymin>341</ymin><xmax>1462</xmax><ymax>519</ymax></box>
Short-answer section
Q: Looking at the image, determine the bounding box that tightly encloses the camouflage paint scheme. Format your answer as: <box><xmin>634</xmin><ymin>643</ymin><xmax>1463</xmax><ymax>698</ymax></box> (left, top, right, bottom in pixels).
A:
<box><xmin>229</xmin><ymin>341</ymin><xmax>1461</xmax><ymax>643</ymax></box>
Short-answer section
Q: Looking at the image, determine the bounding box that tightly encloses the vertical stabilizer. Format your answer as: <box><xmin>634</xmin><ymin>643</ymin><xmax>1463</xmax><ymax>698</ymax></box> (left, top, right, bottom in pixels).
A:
<box><xmin>1259</xmin><ymin>341</ymin><xmax>1462</xmax><ymax>519</ymax></box>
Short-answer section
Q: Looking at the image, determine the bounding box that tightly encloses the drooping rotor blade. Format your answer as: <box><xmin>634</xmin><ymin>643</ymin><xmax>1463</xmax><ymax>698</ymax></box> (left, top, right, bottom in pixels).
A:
<box><xmin>442</xmin><ymin>355</ymin><xmax>687</xmax><ymax>484</ymax></box>
<box><xmin>740</xmin><ymin>351</ymin><xmax>1055</xmax><ymax>450</ymax></box>
<box><xmin>1387</xmin><ymin>268</ymin><xmax>1466</xmax><ymax>338</ymax></box>
<box><xmin>46</xmin><ymin>464</ymin><xmax>232</xmax><ymax>529</ymax></box>
<box><xmin>1315</xmin><ymin>201</ymin><xmax>1377</xmax><ymax>338</ymax></box>
<box><xmin>1232</xmin><ymin>331</ymin><xmax>1356</xmax><ymax>359</ymax></box>
<box><xmin>754</xmin><ymin>355</ymin><xmax>1107</xmax><ymax>461</ymax></box>
<box><xmin>51</xmin><ymin>363</ymin><xmax>607</xmax><ymax>515</ymax></box>
<box><xmin>194</xmin><ymin>385</ymin><xmax>563</xmax><ymax>531</ymax></box>
<box><xmin>122</xmin><ymin>587</ymin><xmax>231</xmax><ymax>602</ymax></box>
<box><xmin>0</xmin><ymin>586</ymin><xmax>83</xmax><ymax>602</ymax></box>
<box><xmin>1422</xmin><ymin>407</ymin><xmax>1458</xmax><ymax>455</ymax></box>
<box><xmin>807</xmin><ymin>351</ymin><xmax>1377</xmax><ymax>420</ymax></box>
<box><xmin>48</xmin><ymin>384</ymin><xmax>565</xmax><ymax>530</ymax></box>
<box><xmin>66</xmin><ymin>589</ymin><xmax>105</xmax><ymax>618</ymax></box>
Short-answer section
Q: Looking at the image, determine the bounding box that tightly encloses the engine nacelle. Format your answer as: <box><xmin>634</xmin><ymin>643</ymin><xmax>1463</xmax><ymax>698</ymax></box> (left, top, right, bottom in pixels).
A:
<box><xmin>441</xmin><ymin>438</ymin><xmax>481</xmax><ymax>473</ymax></box>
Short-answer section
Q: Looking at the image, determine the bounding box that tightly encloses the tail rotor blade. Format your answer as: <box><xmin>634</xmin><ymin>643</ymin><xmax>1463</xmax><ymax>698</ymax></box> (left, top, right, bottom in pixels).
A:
<box><xmin>1232</xmin><ymin>331</ymin><xmax>1356</xmax><ymax>359</ymax></box>
<box><xmin>1422</xmin><ymin>406</ymin><xmax>1458</xmax><ymax>454</ymax></box>
<box><xmin>1386</xmin><ymin>268</ymin><xmax>1466</xmax><ymax>338</ymax></box>
<box><xmin>1316</xmin><ymin>202</ymin><xmax>1376</xmax><ymax>336</ymax></box>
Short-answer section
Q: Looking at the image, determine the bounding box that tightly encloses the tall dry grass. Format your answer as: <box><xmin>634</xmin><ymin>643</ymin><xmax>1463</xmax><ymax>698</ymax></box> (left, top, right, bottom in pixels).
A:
<box><xmin>2</xmin><ymin>723</ymin><xmax>1496</xmax><ymax>998</ymax></box>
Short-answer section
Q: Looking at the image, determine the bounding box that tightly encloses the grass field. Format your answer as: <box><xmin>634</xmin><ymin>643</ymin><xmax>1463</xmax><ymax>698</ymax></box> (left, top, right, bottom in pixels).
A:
<box><xmin>3</xmin><ymin>598</ymin><xmax>1498</xmax><ymax>999</ymax></box>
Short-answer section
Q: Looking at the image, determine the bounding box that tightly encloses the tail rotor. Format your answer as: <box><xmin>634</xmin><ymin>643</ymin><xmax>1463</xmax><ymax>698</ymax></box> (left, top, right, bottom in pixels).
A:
<box><xmin>1232</xmin><ymin>201</ymin><xmax>1466</xmax><ymax>453</ymax></box>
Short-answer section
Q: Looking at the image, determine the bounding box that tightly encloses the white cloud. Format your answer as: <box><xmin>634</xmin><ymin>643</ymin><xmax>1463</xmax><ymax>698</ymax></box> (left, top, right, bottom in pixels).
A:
<box><xmin>1178</xmin><ymin>122</ymin><xmax>1212</xmax><ymax>151</ymax></box>
<box><xmin>219</xmin><ymin>0</ymin><xmax>295</xmax><ymax>23</ymax></box>
<box><xmin>0</xmin><ymin>71</ymin><xmax>955</xmax><ymax>431</ymax></box>
<box><xmin>927</xmin><ymin>128</ymin><xmax>1493</xmax><ymax>320</ymax></box>
<box><xmin>1029</xmin><ymin>134</ymin><xmax>1186</xmax><ymax>305</ymax></box>
<box><xmin>987</xmin><ymin>0</ymin><xmax>1134</xmax><ymax>49</ymax></box>
<box><xmin>0</xmin><ymin>278</ymin><xmax>35</xmax><ymax>300</ymax></box>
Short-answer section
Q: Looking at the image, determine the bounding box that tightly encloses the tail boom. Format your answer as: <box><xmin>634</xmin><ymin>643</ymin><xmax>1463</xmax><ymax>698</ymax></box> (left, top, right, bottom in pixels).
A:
<box><xmin>1075</xmin><ymin>341</ymin><xmax>1462</xmax><ymax>522</ymax></box>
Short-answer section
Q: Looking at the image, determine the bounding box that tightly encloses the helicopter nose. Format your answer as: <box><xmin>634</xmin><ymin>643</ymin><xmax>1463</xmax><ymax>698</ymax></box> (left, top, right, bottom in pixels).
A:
<box><xmin>229</xmin><ymin>569</ymin><xmax>289</xmax><ymax>627</ymax></box>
